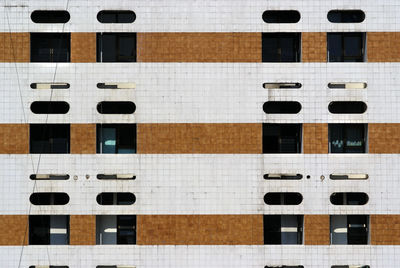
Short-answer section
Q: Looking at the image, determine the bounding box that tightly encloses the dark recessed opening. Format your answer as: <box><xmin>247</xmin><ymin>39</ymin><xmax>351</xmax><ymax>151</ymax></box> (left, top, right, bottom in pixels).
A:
<box><xmin>262</xmin><ymin>10</ymin><xmax>301</xmax><ymax>23</ymax></box>
<box><xmin>328</xmin><ymin>82</ymin><xmax>367</xmax><ymax>89</ymax></box>
<box><xmin>97</xmin><ymin>193</ymin><xmax>136</xmax><ymax>205</ymax></box>
<box><xmin>30</xmin><ymin>174</ymin><xmax>69</xmax><ymax>180</ymax></box>
<box><xmin>263</xmin><ymin>82</ymin><xmax>302</xmax><ymax>89</ymax></box>
<box><xmin>263</xmin><ymin>101</ymin><xmax>301</xmax><ymax>114</ymax></box>
<box><xmin>263</xmin><ymin>124</ymin><xmax>302</xmax><ymax>153</ymax></box>
<box><xmin>97</xmin><ymin>33</ymin><xmax>136</xmax><ymax>62</ymax></box>
<box><xmin>30</xmin><ymin>192</ymin><xmax>69</xmax><ymax>205</ymax></box>
<box><xmin>96</xmin><ymin>215</ymin><xmax>137</xmax><ymax>245</ymax></box>
<box><xmin>262</xmin><ymin>33</ymin><xmax>301</xmax><ymax>62</ymax></box>
<box><xmin>30</xmin><ymin>101</ymin><xmax>70</xmax><ymax>114</ymax></box>
<box><xmin>265</xmin><ymin>266</ymin><xmax>304</xmax><ymax>268</ymax></box>
<box><xmin>329</xmin><ymin>174</ymin><xmax>368</xmax><ymax>180</ymax></box>
<box><xmin>31</xmin><ymin>10</ymin><xmax>70</xmax><ymax>23</ymax></box>
<box><xmin>264</xmin><ymin>192</ymin><xmax>303</xmax><ymax>205</ymax></box>
<box><xmin>327</xmin><ymin>32</ymin><xmax>366</xmax><ymax>62</ymax></box>
<box><xmin>329</xmin><ymin>124</ymin><xmax>366</xmax><ymax>153</ymax></box>
<box><xmin>30</xmin><ymin>266</ymin><xmax>69</xmax><ymax>268</ymax></box>
<box><xmin>97</xmin><ymin>124</ymin><xmax>136</xmax><ymax>154</ymax></box>
<box><xmin>31</xmin><ymin>33</ymin><xmax>70</xmax><ymax>62</ymax></box>
<box><xmin>264</xmin><ymin>174</ymin><xmax>303</xmax><ymax>180</ymax></box>
<box><xmin>328</xmin><ymin>10</ymin><xmax>365</xmax><ymax>23</ymax></box>
<box><xmin>97</xmin><ymin>10</ymin><xmax>136</xmax><ymax>23</ymax></box>
<box><xmin>97</xmin><ymin>101</ymin><xmax>136</xmax><ymax>114</ymax></box>
<box><xmin>331</xmin><ymin>266</ymin><xmax>370</xmax><ymax>268</ymax></box>
<box><xmin>328</xmin><ymin>101</ymin><xmax>367</xmax><ymax>114</ymax></box>
<box><xmin>30</xmin><ymin>124</ymin><xmax>70</xmax><ymax>154</ymax></box>
<box><xmin>264</xmin><ymin>215</ymin><xmax>303</xmax><ymax>244</ymax></box>
<box><xmin>330</xmin><ymin>192</ymin><xmax>369</xmax><ymax>205</ymax></box>
<box><xmin>29</xmin><ymin>215</ymin><xmax>69</xmax><ymax>245</ymax></box>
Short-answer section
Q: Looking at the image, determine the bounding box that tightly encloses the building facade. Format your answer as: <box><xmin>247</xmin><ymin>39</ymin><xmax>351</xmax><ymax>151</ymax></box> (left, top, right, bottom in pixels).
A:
<box><xmin>0</xmin><ymin>0</ymin><xmax>400</xmax><ymax>267</ymax></box>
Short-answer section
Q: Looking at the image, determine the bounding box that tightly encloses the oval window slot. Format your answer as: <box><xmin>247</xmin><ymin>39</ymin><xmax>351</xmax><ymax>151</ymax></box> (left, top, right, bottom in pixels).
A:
<box><xmin>97</xmin><ymin>174</ymin><xmax>136</xmax><ymax>180</ymax></box>
<box><xmin>264</xmin><ymin>192</ymin><xmax>303</xmax><ymax>205</ymax></box>
<box><xmin>328</xmin><ymin>82</ymin><xmax>367</xmax><ymax>89</ymax></box>
<box><xmin>330</xmin><ymin>192</ymin><xmax>369</xmax><ymax>205</ymax></box>
<box><xmin>97</xmin><ymin>266</ymin><xmax>136</xmax><ymax>268</ymax></box>
<box><xmin>263</xmin><ymin>82</ymin><xmax>302</xmax><ymax>89</ymax></box>
<box><xmin>97</xmin><ymin>10</ymin><xmax>136</xmax><ymax>23</ymax></box>
<box><xmin>97</xmin><ymin>82</ymin><xmax>136</xmax><ymax>89</ymax></box>
<box><xmin>97</xmin><ymin>101</ymin><xmax>136</xmax><ymax>114</ymax></box>
<box><xmin>263</xmin><ymin>101</ymin><xmax>301</xmax><ymax>114</ymax></box>
<box><xmin>30</xmin><ymin>83</ymin><xmax>70</xmax><ymax>89</ymax></box>
<box><xmin>328</xmin><ymin>10</ymin><xmax>365</xmax><ymax>23</ymax></box>
<box><xmin>330</xmin><ymin>174</ymin><xmax>368</xmax><ymax>180</ymax></box>
<box><xmin>31</xmin><ymin>10</ymin><xmax>70</xmax><ymax>23</ymax></box>
<box><xmin>30</xmin><ymin>174</ymin><xmax>69</xmax><ymax>180</ymax></box>
<box><xmin>31</xmin><ymin>101</ymin><xmax>70</xmax><ymax>114</ymax></box>
<box><xmin>264</xmin><ymin>173</ymin><xmax>303</xmax><ymax>180</ymax></box>
<box><xmin>262</xmin><ymin>10</ymin><xmax>301</xmax><ymax>23</ymax></box>
<box><xmin>328</xmin><ymin>101</ymin><xmax>367</xmax><ymax>114</ymax></box>
<box><xmin>30</xmin><ymin>192</ymin><xmax>69</xmax><ymax>205</ymax></box>
<box><xmin>97</xmin><ymin>192</ymin><xmax>136</xmax><ymax>205</ymax></box>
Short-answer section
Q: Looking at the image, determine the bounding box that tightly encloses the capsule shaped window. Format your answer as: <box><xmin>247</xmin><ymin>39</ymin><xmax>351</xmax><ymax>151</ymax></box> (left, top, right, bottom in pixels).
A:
<box><xmin>264</xmin><ymin>192</ymin><xmax>303</xmax><ymax>205</ymax></box>
<box><xmin>30</xmin><ymin>193</ymin><xmax>69</xmax><ymax>205</ymax></box>
<box><xmin>30</xmin><ymin>174</ymin><xmax>69</xmax><ymax>180</ymax></box>
<box><xmin>97</xmin><ymin>192</ymin><xmax>136</xmax><ymax>205</ymax></box>
<box><xmin>263</xmin><ymin>101</ymin><xmax>301</xmax><ymax>114</ymax></box>
<box><xmin>264</xmin><ymin>174</ymin><xmax>303</xmax><ymax>180</ymax></box>
<box><xmin>30</xmin><ymin>101</ymin><xmax>70</xmax><ymax>114</ymax></box>
<box><xmin>328</xmin><ymin>101</ymin><xmax>367</xmax><ymax>114</ymax></box>
<box><xmin>97</xmin><ymin>10</ymin><xmax>136</xmax><ymax>23</ymax></box>
<box><xmin>30</xmin><ymin>83</ymin><xmax>70</xmax><ymax>89</ymax></box>
<box><xmin>262</xmin><ymin>10</ymin><xmax>301</xmax><ymax>23</ymax></box>
<box><xmin>328</xmin><ymin>10</ymin><xmax>365</xmax><ymax>23</ymax></box>
<box><xmin>330</xmin><ymin>192</ymin><xmax>369</xmax><ymax>205</ymax></box>
<box><xmin>329</xmin><ymin>174</ymin><xmax>368</xmax><ymax>180</ymax></box>
<box><xmin>97</xmin><ymin>101</ymin><xmax>136</xmax><ymax>114</ymax></box>
<box><xmin>31</xmin><ymin>10</ymin><xmax>70</xmax><ymax>23</ymax></box>
<box><xmin>263</xmin><ymin>82</ymin><xmax>302</xmax><ymax>89</ymax></box>
<box><xmin>97</xmin><ymin>174</ymin><xmax>136</xmax><ymax>180</ymax></box>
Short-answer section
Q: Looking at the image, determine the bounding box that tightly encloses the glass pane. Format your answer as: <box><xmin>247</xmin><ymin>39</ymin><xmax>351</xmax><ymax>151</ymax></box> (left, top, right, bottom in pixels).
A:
<box><xmin>101</xmin><ymin>127</ymin><xmax>117</xmax><ymax>153</ymax></box>
<box><xmin>101</xmin><ymin>34</ymin><xmax>117</xmax><ymax>62</ymax></box>
<box><xmin>330</xmin><ymin>124</ymin><xmax>344</xmax><ymax>153</ymax></box>
<box><xmin>118</xmin><ymin>35</ymin><xmax>136</xmax><ymax>61</ymax></box>
<box><xmin>344</xmin><ymin>35</ymin><xmax>362</xmax><ymax>57</ymax></box>
<box><xmin>280</xmin><ymin>37</ymin><xmax>295</xmax><ymax>62</ymax></box>
<box><xmin>328</xmin><ymin>34</ymin><xmax>343</xmax><ymax>62</ymax></box>
<box><xmin>345</xmin><ymin>124</ymin><xmax>365</xmax><ymax>153</ymax></box>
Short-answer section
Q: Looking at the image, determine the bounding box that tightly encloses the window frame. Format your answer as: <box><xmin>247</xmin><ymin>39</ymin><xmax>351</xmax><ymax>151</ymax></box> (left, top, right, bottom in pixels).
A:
<box><xmin>327</xmin><ymin>32</ymin><xmax>366</xmax><ymax>62</ymax></box>
<box><xmin>96</xmin><ymin>32</ymin><xmax>137</xmax><ymax>62</ymax></box>
<box><xmin>262</xmin><ymin>33</ymin><xmax>301</xmax><ymax>62</ymax></box>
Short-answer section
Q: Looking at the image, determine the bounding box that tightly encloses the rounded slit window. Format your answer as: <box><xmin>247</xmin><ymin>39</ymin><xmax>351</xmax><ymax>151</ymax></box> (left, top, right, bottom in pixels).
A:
<box><xmin>31</xmin><ymin>10</ymin><xmax>70</xmax><ymax>23</ymax></box>
<box><xmin>264</xmin><ymin>192</ymin><xmax>303</xmax><ymax>205</ymax></box>
<box><xmin>264</xmin><ymin>174</ymin><xmax>303</xmax><ymax>180</ymax></box>
<box><xmin>263</xmin><ymin>101</ymin><xmax>301</xmax><ymax>114</ymax></box>
<box><xmin>30</xmin><ymin>193</ymin><xmax>69</xmax><ymax>205</ymax></box>
<box><xmin>97</xmin><ymin>192</ymin><xmax>136</xmax><ymax>205</ymax></box>
<box><xmin>97</xmin><ymin>10</ymin><xmax>136</xmax><ymax>23</ymax></box>
<box><xmin>328</xmin><ymin>101</ymin><xmax>367</xmax><ymax>114</ymax></box>
<box><xmin>97</xmin><ymin>101</ymin><xmax>136</xmax><ymax>114</ymax></box>
<box><xmin>262</xmin><ymin>10</ymin><xmax>301</xmax><ymax>23</ymax></box>
<box><xmin>30</xmin><ymin>101</ymin><xmax>70</xmax><ymax>114</ymax></box>
<box><xmin>328</xmin><ymin>10</ymin><xmax>365</xmax><ymax>23</ymax></box>
<box><xmin>330</xmin><ymin>192</ymin><xmax>369</xmax><ymax>205</ymax></box>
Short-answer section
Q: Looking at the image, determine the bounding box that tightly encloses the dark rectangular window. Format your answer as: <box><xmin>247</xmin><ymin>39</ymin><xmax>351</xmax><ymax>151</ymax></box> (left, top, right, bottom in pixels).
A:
<box><xmin>263</xmin><ymin>215</ymin><xmax>303</xmax><ymax>245</ymax></box>
<box><xmin>30</xmin><ymin>124</ymin><xmax>70</xmax><ymax>154</ymax></box>
<box><xmin>97</xmin><ymin>33</ymin><xmax>136</xmax><ymax>62</ymax></box>
<box><xmin>263</xmin><ymin>124</ymin><xmax>302</xmax><ymax>153</ymax></box>
<box><xmin>262</xmin><ymin>33</ymin><xmax>301</xmax><ymax>62</ymax></box>
<box><xmin>29</xmin><ymin>215</ymin><xmax>69</xmax><ymax>245</ymax></box>
<box><xmin>97</xmin><ymin>124</ymin><xmax>136</xmax><ymax>154</ymax></box>
<box><xmin>31</xmin><ymin>33</ymin><xmax>70</xmax><ymax>62</ymax></box>
<box><xmin>330</xmin><ymin>215</ymin><xmax>369</xmax><ymax>245</ymax></box>
<box><xmin>117</xmin><ymin>215</ymin><xmax>136</xmax><ymax>244</ymax></box>
<box><xmin>328</xmin><ymin>32</ymin><xmax>366</xmax><ymax>62</ymax></box>
<box><xmin>329</xmin><ymin>124</ymin><xmax>366</xmax><ymax>153</ymax></box>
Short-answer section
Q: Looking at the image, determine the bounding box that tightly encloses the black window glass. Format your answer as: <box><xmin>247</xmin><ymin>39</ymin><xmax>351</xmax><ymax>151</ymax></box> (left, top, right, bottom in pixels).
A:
<box><xmin>30</xmin><ymin>124</ymin><xmax>70</xmax><ymax>154</ymax></box>
<box><xmin>264</xmin><ymin>215</ymin><xmax>281</xmax><ymax>244</ymax></box>
<box><xmin>97</xmin><ymin>102</ymin><xmax>136</xmax><ymax>114</ymax></box>
<box><xmin>262</xmin><ymin>33</ymin><xmax>301</xmax><ymax>62</ymax></box>
<box><xmin>31</xmin><ymin>101</ymin><xmax>70</xmax><ymax>114</ymax></box>
<box><xmin>97</xmin><ymin>10</ymin><xmax>136</xmax><ymax>23</ymax></box>
<box><xmin>29</xmin><ymin>215</ymin><xmax>50</xmax><ymax>245</ymax></box>
<box><xmin>330</xmin><ymin>192</ymin><xmax>369</xmax><ymax>205</ymax></box>
<box><xmin>262</xmin><ymin>10</ymin><xmax>300</xmax><ymax>23</ymax></box>
<box><xmin>31</xmin><ymin>10</ymin><xmax>70</xmax><ymax>23</ymax></box>
<box><xmin>97</xmin><ymin>124</ymin><xmax>136</xmax><ymax>154</ymax></box>
<box><xmin>264</xmin><ymin>193</ymin><xmax>303</xmax><ymax>205</ymax></box>
<box><xmin>30</xmin><ymin>193</ymin><xmax>70</xmax><ymax>205</ymax></box>
<box><xmin>263</xmin><ymin>101</ymin><xmax>301</xmax><ymax>114</ymax></box>
<box><xmin>97</xmin><ymin>33</ymin><xmax>136</xmax><ymax>62</ymax></box>
<box><xmin>117</xmin><ymin>215</ymin><xmax>136</xmax><ymax>244</ymax></box>
<box><xmin>263</xmin><ymin>124</ymin><xmax>302</xmax><ymax>153</ymax></box>
<box><xmin>347</xmin><ymin>215</ymin><xmax>369</xmax><ymax>244</ymax></box>
<box><xmin>328</xmin><ymin>33</ymin><xmax>365</xmax><ymax>62</ymax></box>
<box><xmin>328</xmin><ymin>101</ymin><xmax>367</xmax><ymax>114</ymax></box>
<box><xmin>328</xmin><ymin>10</ymin><xmax>365</xmax><ymax>23</ymax></box>
<box><xmin>329</xmin><ymin>124</ymin><xmax>366</xmax><ymax>153</ymax></box>
<box><xmin>31</xmin><ymin>33</ymin><xmax>70</xmax><ymax>62</ymax></box>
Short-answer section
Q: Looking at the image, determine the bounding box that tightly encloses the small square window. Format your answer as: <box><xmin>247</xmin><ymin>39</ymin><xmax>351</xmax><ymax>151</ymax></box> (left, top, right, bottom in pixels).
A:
<box><xmin>97</xmin><ymin>33</ymin><xmax>136</xmax><ymax>62</ymax></box>
<box><xmin>264</xmin><ymin>215</ymin><xmax>303</xmax><ymax>244</ymax></box>
<box><xmin>29</xmin><ymin>215</ymin><xmax>69</xmax><ymax>245</ymax></box>
<box><xmin>96</xmin><ymin>215</ymin><xmax>136</xmax><ymax>245</ymax></box>
<box><xmin>263</xmin><ymin>124</ymin><xmax>302</xmax><ymax>153</ymax></box>
<box><xmin>330</xmin><ymin>215</ymin><xmax>369</xmax><ymax>245</ymax></box>
<box><xmin>329</xmin><ymin>124</ymin><xmax>367</xmax><ymax>153</ymax></box>
<box><xmin>262</xmin><ymin>33</ymin><xmax>301</xmax><ymax>62</ymax></box>
<box><xmin>328</xmin><ymin>32</ymin><xmax>366</xmax><ymax>62</ymax></box>
<box><xmin>96</xmin><ymin>124</ymin><xmax>136</xmax><ymax>154</ymax></box>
